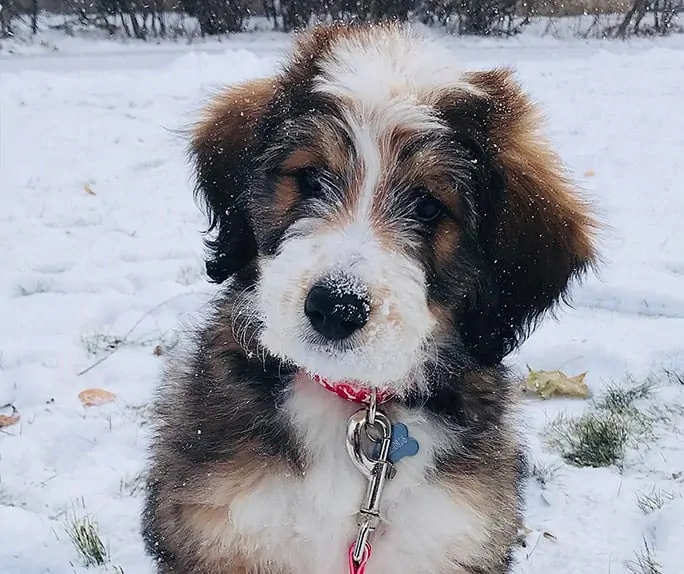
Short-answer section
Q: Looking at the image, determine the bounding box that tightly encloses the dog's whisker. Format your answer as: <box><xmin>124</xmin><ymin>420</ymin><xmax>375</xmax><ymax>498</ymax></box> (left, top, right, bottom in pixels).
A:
<box><xmin>230</xmin><ymin>291</ymin><xmax>262</xmax><ymax>355</ymax></box>
<box><xmin>244</xmin><ymin>326</ymin><xmax>261</xmax><ymax>356</ymax></box>
<box><xmin>230</xmin><ymin>287</ymin><xmax>256</xmax><ymax>331</ymax></box>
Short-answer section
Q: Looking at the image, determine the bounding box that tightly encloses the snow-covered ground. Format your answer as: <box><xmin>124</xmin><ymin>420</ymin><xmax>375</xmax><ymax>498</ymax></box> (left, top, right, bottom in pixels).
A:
<box><xmin>1</xmin><ymin>25</ymin><xmax>684</xmax><ymax>574</ymax></box>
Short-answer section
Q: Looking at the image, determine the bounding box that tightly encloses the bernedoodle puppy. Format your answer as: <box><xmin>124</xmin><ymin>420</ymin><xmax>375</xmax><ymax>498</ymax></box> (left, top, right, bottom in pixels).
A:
<box><xmin>141</xmin><ymin>22</ymin><xmax>597</xmax><ymax>574</ymax></box>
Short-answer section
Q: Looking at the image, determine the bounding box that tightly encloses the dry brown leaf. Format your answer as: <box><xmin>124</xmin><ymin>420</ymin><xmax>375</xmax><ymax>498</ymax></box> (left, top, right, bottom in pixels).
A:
<box><xmin>0</xmin><ymin>404</ymin><xmax>20</xmax><ymax>428</ymax></box>
<box><xmin>0</xmin><ymin>414</ymin><xmax>20</xmax><ymax>428</ymax></box>
<box><xmin>524</xmin><ymin>367</ymin><xmax>590</xmax><ymax>400</ymax></box>
<box><xmin>79</xmin><ymin>388</ymin><xmax>116</xmax><ymax>407</ymax></box>
<box><xmin>84</xmin><ymin>183</ymin><xmax>96</xmax><ymax>195</ymax></box>
<box><xmin>584</xmin><ymin>169</ymin><xmax>596</xmax><ymax>177</ymax></box>
<box><xmin>153</xmin><ymin>345</ymin><xmax>163</xmax><ymax>356</ymax></box>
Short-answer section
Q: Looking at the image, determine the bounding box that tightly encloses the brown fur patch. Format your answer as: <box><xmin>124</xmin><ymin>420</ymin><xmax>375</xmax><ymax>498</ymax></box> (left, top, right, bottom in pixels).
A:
<box><xmin>168</xmin><ymin>458</ymin><xmax>276</xmax><ymax>507</ymax></box>
<box><xmin>464</xmin><ymin>68</ymin><xmax>598</xmax><ymax>268</ymax></box>
<box><xmin>427</xmin><ymin>300</ymin><xmax>456</xmax><ymax>339</ymax></box>
<box><xmin>281</xmin><ymin>149</ymin><xmax>319</xmax><ymax>172</ymax></box>
<box><xmin>192</xmin><ymin>77</ymin><xmax>279</xmax><ymax>164</ymax></box>
<box><xmin>272</xmin><ymin>176</ymin><xmax>301</xmax><ymax>218</ymax></box>
<box><xmin>281</xmin><ymin>125</ymin><xmax>351</xmax><ymax>177</ymax></box>
<box><xmin>433</xmin><ymin>219</ymin><xmax>461</xmax><ymax>268</ymax></box>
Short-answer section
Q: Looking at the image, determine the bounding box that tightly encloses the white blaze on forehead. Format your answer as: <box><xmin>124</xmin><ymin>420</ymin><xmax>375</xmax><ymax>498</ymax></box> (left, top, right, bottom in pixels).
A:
<box><xmin>346</xmin><ymin>118</ymin><xmax>380</xmax><ymax>222</ymax></box>
<box><xmin>312</xmin><ymin>26</ymin><xmax>481</xmax><ymax>107</ymax></box>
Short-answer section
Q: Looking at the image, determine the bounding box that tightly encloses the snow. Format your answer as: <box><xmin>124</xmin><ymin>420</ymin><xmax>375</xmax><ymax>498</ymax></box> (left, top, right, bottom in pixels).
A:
<box><xmin>1</xmin><ymin>25</ymin><xmax>684</xmax><ymax>574</ymax></box>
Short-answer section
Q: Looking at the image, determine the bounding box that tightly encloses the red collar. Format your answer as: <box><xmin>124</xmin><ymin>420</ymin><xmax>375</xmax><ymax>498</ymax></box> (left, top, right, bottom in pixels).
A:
<box><xmin>311</xmin><ymin>373</ymin><xmax>395</xmax><ymax>405</ymax></box>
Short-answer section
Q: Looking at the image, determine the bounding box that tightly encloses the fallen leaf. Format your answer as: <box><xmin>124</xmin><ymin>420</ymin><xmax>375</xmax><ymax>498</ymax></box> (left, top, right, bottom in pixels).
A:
<box><xmin>542</xmin><ymin>531</ymin><xmax>558</xmax><ymax>542</ymax></box>
<box><xmin>524</xmin><ymin>367</ymin><xmax>590</xmax><ymax>400</ymax></box>
<box><xmin>584</xmin><ymin>169</ymin><xmax>596</xmax><ymax>177</ymax></box>
<box><xmin>153</xmin><ymin>345</ymin><xmax>163</xmax><ymax>356</ymax></box>
<box><xmin>79</xmin><ymin>388</ymin><xmax>116</xmax><ymax>407</ymax></box>
<box><xmin>84</xmin><ymin>183</ymin><xmax>96</xmax><ymax>195</ymax></box>
<box><xmin>0</xmin><ymin>404</ymin><xmax>20</xmax><ymax>428</ymax></box>
<box><xmin>0</xmin><ymin>414</ymin><xmax>20</xmax><ymax>428</ymax></box>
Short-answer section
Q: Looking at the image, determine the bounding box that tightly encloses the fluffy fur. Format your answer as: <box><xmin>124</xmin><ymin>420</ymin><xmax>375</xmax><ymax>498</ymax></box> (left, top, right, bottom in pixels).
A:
<box><xmin>141</xmin><ymin>22</ymin><xmax>597</xmax><ymax>574</ymax></box>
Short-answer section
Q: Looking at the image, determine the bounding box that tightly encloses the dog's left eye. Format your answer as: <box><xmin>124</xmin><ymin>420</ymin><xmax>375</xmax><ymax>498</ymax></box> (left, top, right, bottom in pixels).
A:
<box><xmin>295</xmin><ymin>167</ymin><xmax>324</xmax><ymax>198</ymax></box>
<box><xmin>413</xmin><ymin>191</ymin><xmax>444</xmax><ymax>224</ymax></box>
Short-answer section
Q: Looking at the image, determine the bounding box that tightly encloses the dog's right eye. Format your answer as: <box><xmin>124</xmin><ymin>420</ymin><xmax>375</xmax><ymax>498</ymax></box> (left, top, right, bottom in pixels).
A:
<box><xmin>295</xmin><ymin>168</ymin><xmax>324</xmax><ymax>199</ymax></box>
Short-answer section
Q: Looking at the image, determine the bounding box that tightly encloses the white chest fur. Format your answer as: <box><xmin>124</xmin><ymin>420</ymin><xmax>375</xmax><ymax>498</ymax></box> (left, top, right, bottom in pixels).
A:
<box><xmin>227</xmin><ymin>381</ymin><xmax>488</xmax><ymax>574</ymax></box>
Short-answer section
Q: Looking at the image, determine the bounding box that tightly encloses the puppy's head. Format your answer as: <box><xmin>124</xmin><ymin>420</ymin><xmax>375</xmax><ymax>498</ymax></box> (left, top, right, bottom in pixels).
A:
<box><xmin>191</xmin><ymin>23</ymin><xmax>597</xmax><ymax>396</ymax></box>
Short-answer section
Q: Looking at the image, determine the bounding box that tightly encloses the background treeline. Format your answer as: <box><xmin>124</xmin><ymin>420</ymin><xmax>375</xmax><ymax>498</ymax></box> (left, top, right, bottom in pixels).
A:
<box><xmin>1</xmin><ymin>1</ymin><xmax>681</xmax><ymax>39</ymax></box>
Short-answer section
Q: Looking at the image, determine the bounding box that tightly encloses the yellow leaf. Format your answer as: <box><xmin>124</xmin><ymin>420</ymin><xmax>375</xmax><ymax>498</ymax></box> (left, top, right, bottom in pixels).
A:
<box><xmin>79</xmin><ymin>388</ymin><xmax>116</xmax><ymax>407</ymax></box>
<box><xmin>584</xmin><ymin>169</ymin><xmax>596</xmax><ymax>177</ymax></box>
<box><xmin>0</xmin><ymin>404</ymin><xmax>20</xmax><ymax>428</ymax></box>
<box><xmin>84</xmin><ymin>183</ymin><xmax>96</xmax><ymax>195</ymax></box>
<box><xmin>524</xmin><ymin>367</ymin><xmax>590</xmax><ymax>400</ymax></box>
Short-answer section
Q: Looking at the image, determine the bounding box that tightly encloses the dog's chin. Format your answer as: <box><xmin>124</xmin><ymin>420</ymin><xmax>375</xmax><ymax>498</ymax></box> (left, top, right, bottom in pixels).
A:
<box><xmin>259</xmin><ymin>328</ymin><xmax>425</xmax><ymax>395</ymax></box>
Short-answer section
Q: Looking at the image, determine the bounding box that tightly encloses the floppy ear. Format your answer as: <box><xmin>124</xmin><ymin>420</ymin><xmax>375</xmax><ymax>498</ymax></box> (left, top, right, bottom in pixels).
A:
<box><xmin>190</xmin><ymin>77</ymin><xmax>278</xmax><ymax>283</ymax></box>
<box><xmin>455</xmin><ymin>69</ymin><xmax>599</xmax><ymax>365</ymax></box>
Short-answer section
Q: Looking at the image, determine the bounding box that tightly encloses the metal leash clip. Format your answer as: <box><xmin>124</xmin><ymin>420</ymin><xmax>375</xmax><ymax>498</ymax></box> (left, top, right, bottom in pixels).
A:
<box><xmin>345</xmin><ymin>389</ymin><xmax>395</xmax><ymax>568</ymax></box>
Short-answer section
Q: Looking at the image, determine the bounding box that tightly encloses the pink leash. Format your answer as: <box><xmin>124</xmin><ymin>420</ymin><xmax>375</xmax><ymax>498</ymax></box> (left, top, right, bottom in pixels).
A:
<box><xmin>348</xmin><ymin>543</ymin><xmax>371</xmax><ymax>574</ymax></box>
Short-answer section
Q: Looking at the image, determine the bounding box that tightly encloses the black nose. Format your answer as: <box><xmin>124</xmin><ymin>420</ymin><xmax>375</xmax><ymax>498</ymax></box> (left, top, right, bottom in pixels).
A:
<box><xmin>304</xmin><ymin>281</ymin><xmax>370</xmax><ymax>341</ymax></box>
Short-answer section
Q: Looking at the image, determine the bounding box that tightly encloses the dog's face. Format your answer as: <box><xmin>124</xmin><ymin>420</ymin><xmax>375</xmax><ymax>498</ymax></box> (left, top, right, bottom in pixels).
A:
<box><xmin>192</xmin><ymin>24</ymin><xmax>597</xmax><ymax>395</ymax></box>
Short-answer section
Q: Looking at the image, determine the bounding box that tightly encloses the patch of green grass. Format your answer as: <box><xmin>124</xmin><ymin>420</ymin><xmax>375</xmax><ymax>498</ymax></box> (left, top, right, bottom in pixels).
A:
<box><xmin>549</xmin><ymin>410</ymin><xmax>630</xmax><ymax>468</ymax></box>
<box><xmin>596</xmin><ymin>377</ymin><xmax>658</xmax><ymax>415</ymax></box>
<box><xmin>636</xmin><ymin>487</ymin><xmax>678</xmax><ymax>515</ymax></box>
<box><xmin>626</xmin><ymin>538</ymin><xmax>662</xmax><ymax>574</ymax></box>
<box><xmin>547</xmin><ymin>375</ymin><xmax>674</xmax><ymax>469</ymax></box>
<box><xmin>65</xmin><ymin>512</ymin><xmax>109</xmax><ymax>567</ymax></box>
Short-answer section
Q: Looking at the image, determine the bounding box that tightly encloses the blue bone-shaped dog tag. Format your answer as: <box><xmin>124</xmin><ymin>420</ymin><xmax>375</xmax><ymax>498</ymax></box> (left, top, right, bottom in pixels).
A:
<box><xmin>373</xmin><ymin>422</ymin><xmax>420</xmax><ymax>464</ymax></box>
